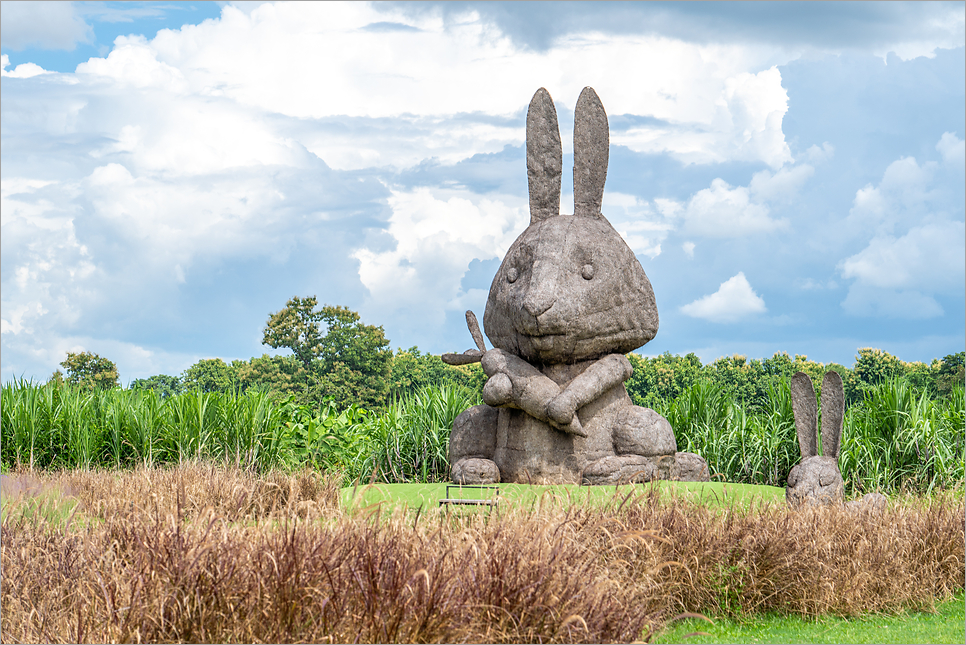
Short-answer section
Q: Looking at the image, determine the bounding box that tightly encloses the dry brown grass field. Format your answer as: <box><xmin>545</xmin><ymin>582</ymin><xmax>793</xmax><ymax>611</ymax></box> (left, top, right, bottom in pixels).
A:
<box><xmin>1</xmin><ymin>463</ymin><xmax>963</xmax><ymax>643</ymax></box>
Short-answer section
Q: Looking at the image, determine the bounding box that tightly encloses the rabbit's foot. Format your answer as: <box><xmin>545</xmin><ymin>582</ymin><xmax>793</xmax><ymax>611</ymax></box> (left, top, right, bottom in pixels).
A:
<box><xmin>581</xmin><ymin>454</ymin><xmax>674</xmax><ymax>486</ymax></box>
<box><xmin>449</xmin><ymin>404</ymin><xmax>499</xmax><ymax>467</ymax></box>
<box><xmin>670</xmin><ymin>452</ymin><xmax>710</xmax><ymax>482</ymax></box>
<box><xmin>786</xmin><ymin>455</ymin><xmax>844</xmax><ymax>507</ymax></box>
<box><xmin>845</xmin><ymin>492</ymin><xmax>887</xmax><ymax>513</ymax></box>
<box><xmin>613</xmin><ymin>406</ymin><xmax>677</xmax><ymax>457</ymax></box>
<box><xmin>452</xmin><ymin>458</ymin><xmax>500</xmax><ymax>485</ymax></box>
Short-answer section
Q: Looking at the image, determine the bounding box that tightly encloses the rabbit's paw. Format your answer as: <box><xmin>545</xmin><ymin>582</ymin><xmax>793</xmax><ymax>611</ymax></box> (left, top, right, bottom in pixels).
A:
<box><xmin>482</xmin><ymin>373</ymin><xmax>513</xmax><ymax>407</ymax></box>
<box><xmin>546</xmin><ymin>390</ymin><xmax>578</xmax><ymax>426</ymax></box>
<box><xmin>452</xmin><ymin>458</ymin><xmax>501</xmax><ymax>485</ymax></box>
<box><xmin>613</xmin><ymin>406</ymin><xmax>677</xmax><ymax>457</ymax></box>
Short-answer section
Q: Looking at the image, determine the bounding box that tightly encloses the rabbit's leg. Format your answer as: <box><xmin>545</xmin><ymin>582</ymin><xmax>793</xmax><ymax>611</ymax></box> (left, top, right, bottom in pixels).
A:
<box><xmin>546</xmin><ymin>354</ymin><xmax>633</xmax><ymax>427</ymax></box>
<box><xmin>481</xmin><ymin>349</ymin><xmax>587</xmax><ymax>437</ymax></box>
<box><xmin>449</xmin><ymin>404</ymin><xmax>501</xmax><ymax>484</ymax></box>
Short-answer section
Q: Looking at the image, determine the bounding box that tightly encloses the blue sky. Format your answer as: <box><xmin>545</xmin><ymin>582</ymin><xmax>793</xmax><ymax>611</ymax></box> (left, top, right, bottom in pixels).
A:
<box><xmin>2</xmin><ymin>1</ymin><xmax>964</xmax><ymax>384</ymax></box>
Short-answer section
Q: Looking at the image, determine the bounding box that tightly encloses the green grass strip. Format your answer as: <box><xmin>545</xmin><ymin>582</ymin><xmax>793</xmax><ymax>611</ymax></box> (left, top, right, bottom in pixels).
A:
<box><xmin>653</xmin><ymin>593</ymin><xmax>966</xmax><ymax>644</ymax></box>
<box><xmin>340</xmin><ymin>480</ymin><xmax>786</xmax><ymax>513</ymax></box>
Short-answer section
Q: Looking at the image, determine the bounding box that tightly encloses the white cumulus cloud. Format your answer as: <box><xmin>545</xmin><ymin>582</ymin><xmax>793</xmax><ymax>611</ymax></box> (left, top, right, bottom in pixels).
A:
<box><xmin>680</xmin><ymin>272</ymin><xmax>767</xmax><ymax>323</ymax></box>
<box><xmin>66</xmin><ymin>2</ymin><xmax>794</xmax><ymax>171</ymax></box>
<box><xmin>838</xmin><ymin>221</ymin><xmax>965</xmax><ymax>319</ymax></box>
<box><xmin>936</xmin><ymin>131</ymin><xmax>965</xmax><ymax>165</ymax></box>
<box><xmin>679</xmin><ymin>178</ymin><xmax>789</xmax><ymax>237</ymax></box>
<box><xmin>1</xmin><ymin>54</ymin><xmax>51</xmax><ymax>78</ymax></box>
<box><xmin>0</xmin><ymin>1</ymin><xmax>93</xmax><ymax>51</ymax></box>
<box><xmin>352</xmin><ymin>187</ymin><xmax>528</xmax><ymax>325</ymax></box>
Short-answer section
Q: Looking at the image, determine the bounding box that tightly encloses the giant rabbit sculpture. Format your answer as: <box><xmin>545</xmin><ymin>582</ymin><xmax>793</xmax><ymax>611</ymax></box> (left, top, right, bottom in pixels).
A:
<box><xmin>442</xmin><ymin>87</ymin><xmax>709</xmax><ymax>485</ymax></box>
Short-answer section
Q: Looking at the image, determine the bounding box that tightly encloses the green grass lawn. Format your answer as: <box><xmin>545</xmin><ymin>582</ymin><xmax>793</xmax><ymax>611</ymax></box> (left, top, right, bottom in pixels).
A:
<box><xmin>653</xmin><ymin>593</ymin><xmax>966</xmax><ymax>644</ymax></box>
<box><xmin>340</xmin><ymin>479</ymin><xmax>787</xmax><ymax>513</ymax></box>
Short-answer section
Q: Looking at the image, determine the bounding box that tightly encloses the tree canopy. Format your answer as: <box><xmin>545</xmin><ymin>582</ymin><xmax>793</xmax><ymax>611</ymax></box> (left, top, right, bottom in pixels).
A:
<box><xmin>262</xmin><ymin>298</ymin><xmax>393</xmax><ymax>409</ymax></box>
<box><xmin>58</xmin><ymin>351</ymin><xmax>119</xmax><ymax>390</ymax></box>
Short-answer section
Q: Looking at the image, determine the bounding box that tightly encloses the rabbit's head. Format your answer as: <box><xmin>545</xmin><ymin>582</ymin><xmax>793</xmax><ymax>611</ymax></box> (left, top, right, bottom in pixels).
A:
<box><xmin>483</xmin><ymin>87</ymin><xmax>659</xmax><ymax>365</ymax></box>
<box><xmin>786</xmin><ymin>371</ymin><xmax>845</xmax><ymax>506</ymax></box>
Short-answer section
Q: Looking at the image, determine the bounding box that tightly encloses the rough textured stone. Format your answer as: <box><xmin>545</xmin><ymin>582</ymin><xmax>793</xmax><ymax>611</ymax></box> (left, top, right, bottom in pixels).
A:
<box><xmin>671</xmin><ymin>452</ymin><xmax>710</xmax><ymax>482</ymax></box>
<box><xmin>820</xmin><ymin>371</ymin><xmax>844</xmax><ymax>459</ymax></box>
<box><xmin>448</xmin><ymin>405</ymin><xmax>499</xmax><ymax>468</ymax></box>
<box><xmin>786</xmin><ymin>455</ymin><xmax>844</xmax><ymax>506</ymax></box>
<box><xmin>451</xmin><ymin>458</ymin><xmax>501</xmax><ymax>485</ymax></box>
<box><xmin>581</xmin><ymin>454</ymin><xmax>673</xmax><ymax>486</ymax></box>
<box><xmin>845</xmin><ymin>492</ymin><xmax>888</xmax><ymax>513</ymax></box>
<box><xmin>790</xmin><ymin>372</ymin><xmax>818</xmax><ymax>461</ymax></box>
<box><xmin>787</xmin><ymin>370</ymin><xmax>847</xmax><ymax>507</ymax></box>
<box><xmin>444</xmin><ymin>87</ymin><xmax>703</xmax><ymax>486</ymax></box>
<box><xmin>613</xmin><ymin>406</ymin><xmax>677</xmax><ymax>457</ymax></box>
<box><xmin>527</xmin><ymin>88</ymin><xmax>562</xmax><ymax>223</ymax></box>
<box><xmin>573</xmin><ymin>87</ymin><xmax>608</xmax><ymax>218</ymax></box>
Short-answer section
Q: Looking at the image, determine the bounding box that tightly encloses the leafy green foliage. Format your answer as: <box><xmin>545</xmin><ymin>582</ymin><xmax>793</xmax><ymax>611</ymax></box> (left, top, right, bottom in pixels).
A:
<box><xmin>129</xmin><ymin>374</ymin><xmax>182</xmax><ymax>398</ymax></box>
<box><xmin>181</xmin><ymin>358</ymin><xmax>236</xmax><ymax>393</ymax></box>
<box><xmin>261</xmin><ymin>298</ymin><xmax>393</xmax><ymax>410</ymax></box>
<box><xmin>936</xmin><ymin>351</ymin><xmax>965</xmax><ymax>397</ymax></box>
<box><xmin>59</xmin><ymin>351</ymin><xmax>119</xmax><ymax>390</ymax></box>
<box><xmin>233</xmin><ymin>354</ymin><xmax>312</xmax><ymax>400</ymax></box>
<box><xmin>388</xmin><ymin>346</ymin><xmax>486</xmax><ymax>401</ymax></box>
<box><xmin>262</xmin><ymin>295</ymin><xmax>327</xmax><ymax>369</ymax></box>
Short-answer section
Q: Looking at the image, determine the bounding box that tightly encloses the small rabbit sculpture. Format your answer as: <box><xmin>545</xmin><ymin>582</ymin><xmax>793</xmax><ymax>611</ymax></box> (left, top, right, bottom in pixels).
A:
<box><xmin>442</xmin><ymin>87</ymin><xmax>708</xmax><ymax>485</ymax></box>
<box><xmin>786</xmin><ymin>371</ymin><xmax>846</xmax><ymax>506</ymax></box>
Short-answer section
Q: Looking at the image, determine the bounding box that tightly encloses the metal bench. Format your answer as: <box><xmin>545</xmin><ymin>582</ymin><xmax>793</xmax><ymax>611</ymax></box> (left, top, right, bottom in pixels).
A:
<box><xmin>439</xmin><ymin>484</ymin><xmax>499</xmax><ymax>507</ymax></box>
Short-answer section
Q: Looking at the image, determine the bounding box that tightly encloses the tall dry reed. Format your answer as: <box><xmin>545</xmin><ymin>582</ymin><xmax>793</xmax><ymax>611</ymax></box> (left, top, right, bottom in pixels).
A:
<box><xmin>2</xmin><ymin>465</ymin><xmax>963</xmax><ymax>644</ymax></box>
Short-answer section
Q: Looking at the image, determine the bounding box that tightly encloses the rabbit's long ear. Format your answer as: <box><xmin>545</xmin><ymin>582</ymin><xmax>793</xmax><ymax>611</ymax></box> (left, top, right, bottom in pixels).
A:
<box><xmin>527</xmin><ymin>88</ymin><xmax>562</xmax><ymax>224</ymax></box>
<box><xmin>573</xmin><ymin>86</ymin><xmax>608</xmax><ymax>218</ymax></box>
<box><xmin>821</xmin><ymin>371</ymin><xmax>844</xmax><ymax>459</ymax></box>
<box><xmin>790</xmin><ymin>372</ymin><xmax>818</xmax><ymax>458</ymax></box>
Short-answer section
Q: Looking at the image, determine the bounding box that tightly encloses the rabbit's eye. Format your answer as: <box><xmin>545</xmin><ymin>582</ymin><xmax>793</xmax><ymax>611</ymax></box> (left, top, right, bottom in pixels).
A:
<box><xmin>581</xmin><ymin>264</ymin><xmax>595</xmax><ymax>280</ymax></box>
<box><xmin>507</xmin><ymin>267</ymin><xmax>519</xmax><ymax>283</ymax></box>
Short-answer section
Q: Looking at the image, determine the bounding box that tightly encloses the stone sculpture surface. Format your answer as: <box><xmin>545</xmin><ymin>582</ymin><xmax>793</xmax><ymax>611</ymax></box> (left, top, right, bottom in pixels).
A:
<box><xmin>442</xmin><ymin>87</ymin><xmax>709</xmax><ymax>486</ymax></box>
<box><xmin>786</xmin><ymin>371</ymin><xmax>846</xmax><ymax>506</ymax></box>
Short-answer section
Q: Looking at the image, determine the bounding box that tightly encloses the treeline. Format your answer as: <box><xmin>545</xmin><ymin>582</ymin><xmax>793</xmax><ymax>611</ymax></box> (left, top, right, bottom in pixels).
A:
<box><xmin>125</xmin><ymin>346</ymin><xmax>963</xmax><ymax>415</ymax></box>
<box><xmin>626</xmin><ymin>348</ymin><xmax>965</xmax><ymax>410</ymax></box>
<box><xmin>45</xmin><ymin>297</ymin><xmax>964</xmax><ymax>415</ymax></box>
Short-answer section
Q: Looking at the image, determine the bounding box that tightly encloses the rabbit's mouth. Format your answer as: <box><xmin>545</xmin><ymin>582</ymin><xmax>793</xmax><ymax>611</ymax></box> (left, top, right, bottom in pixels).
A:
<box><xmin>528</xmin><ymin>334</ymin><xmax>559</xmax><ymax>352</ymax></box>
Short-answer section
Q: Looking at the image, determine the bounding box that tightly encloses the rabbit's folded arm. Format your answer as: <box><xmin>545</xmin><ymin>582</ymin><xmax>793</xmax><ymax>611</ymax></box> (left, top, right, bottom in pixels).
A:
<box><xmin>546</xmin><ymin>354</ymin><xmax>633</xmax><ymax>426</ymax></box>
<box><xmin>480</xmin><ymin>348</ymin><xmax>587</xmax><ymax>437</ymax></box>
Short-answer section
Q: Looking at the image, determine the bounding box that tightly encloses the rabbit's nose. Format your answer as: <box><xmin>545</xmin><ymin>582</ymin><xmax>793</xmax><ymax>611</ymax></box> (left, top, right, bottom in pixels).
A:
<box><xmin>523</xmin><ymin>285</ymin><xmax>556</xmax><ymax>318</ymax></box>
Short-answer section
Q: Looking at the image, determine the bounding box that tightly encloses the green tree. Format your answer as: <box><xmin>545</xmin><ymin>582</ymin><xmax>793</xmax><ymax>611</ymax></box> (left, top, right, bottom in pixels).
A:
<box><xmin>935</xmin><ymin>352</ymin><xmax>965</xmax><ymax>397</ymax></box>
<box><xmin>902</xmin><ymin>360</ymin><xmax>939</xmax><ymax>397</ymax></box>
<box><xmin>262</xmin><ymin>298</ymin><xmax>393</xmax><ymax>410</ymax></box>
<box><xmin>853</xmin><ymin>348</ymin><xmax>905</xmax><ymax>385</ymax></box>
<box><xmin>262</xmin><ymin>296</ymin><xmax>327</xmax><ymax>369</ymax></box>
<box><xmin>233</xmin><ymin>354</ymin><xmax>313</xmax><ymax>401</ymax></box>
<box><xmin>625</xmin><ymin>351</ymin><xmax>704</xmax><ymax>408</ymax></box>
<box><xmin>60</xmin><ymin>351</ymin><xmax>119</xmax><ymax>390</ymax></box>
<box><xmin>181</xmin><ymin>358</ymin><xmax>236</xmax><ymax>393</ymax></box>
<box><xmin>129</xmin><ymin>374</ymin><xmax>182</xmax><ymax>398</ymax></box>
<box><xmin>389</xmin><ymin>346</ymin><xmax>487</xmax><ymax>401</ymax></box>
<box><xmin>315</xmin><ymin>305</ymin><xmax>392</xmax><ymax>410</ymax></box>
